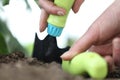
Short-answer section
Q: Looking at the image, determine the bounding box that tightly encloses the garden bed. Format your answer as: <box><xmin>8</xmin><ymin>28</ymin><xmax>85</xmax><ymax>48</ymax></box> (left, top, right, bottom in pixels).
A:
<box><xmin>0</xmin><ymin>52</ymin><xmax>119</xmax><ymax>80</ymax></box>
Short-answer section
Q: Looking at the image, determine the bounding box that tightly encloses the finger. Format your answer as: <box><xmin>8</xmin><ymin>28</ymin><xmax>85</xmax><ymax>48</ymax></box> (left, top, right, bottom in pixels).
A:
<box><xmin>89</xmin><ymin>43</ymin><xmax>112</xmax><ymax>56</ymax></box>
<box><xmin>39</xmin><ymin>9</ymin><xmax>49</xmax><ymax>32</ymax></box>
<box><xmin>113</xmin><ymin>37</ymin><xmax>120</xmax><ymax>67</ymax></box>
<box><xmin>104</xmin><ymin>56</ymin><xmax>114</xmax><ymax>72</ymax></box>
<box><xmin>61</xmin><ymin>26</ymin><xmax>99</xmax><ymax>60</ymax></box>
<box><xmin>39</xmin><ymin>0</ymin><xmax>66</xmax><ymax>15</ymax></box>
<box><xmin>72</xmin><ymin>0</ymin><xmax>84</xmax><ymax>13</ymax></box>
<box><xmin>61</xmin><ymin>0</ymin><xmax>120</xmax><ymax>60</ymax></box>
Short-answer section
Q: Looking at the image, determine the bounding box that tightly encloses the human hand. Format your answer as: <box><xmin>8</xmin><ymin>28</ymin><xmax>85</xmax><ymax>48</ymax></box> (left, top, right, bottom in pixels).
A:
<box><xmin>61</xmin><ymin>0</ymin><xmax>120</xmax><ymax>71</ymax></box>
<box><xmin>38</xmin><ymin>0</ymin><xmax>84</xmax><ymax>32</ymax></box>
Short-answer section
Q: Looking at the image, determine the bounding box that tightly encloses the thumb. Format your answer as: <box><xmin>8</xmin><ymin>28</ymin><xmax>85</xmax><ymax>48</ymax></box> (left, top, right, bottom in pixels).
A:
<box><xmin>72</xmin><ymin>0</ymin><xmax>84</xmax><ymax>13</ymax></box>
<box><xmin>61</xmin><ymin>26</ymin><xmax>98</xmax><ymax>60</ymax></box>
<box><xmin>40</xmin><ymin>9</ymin><xmax>49</xmax><ymax>32</ymax></box>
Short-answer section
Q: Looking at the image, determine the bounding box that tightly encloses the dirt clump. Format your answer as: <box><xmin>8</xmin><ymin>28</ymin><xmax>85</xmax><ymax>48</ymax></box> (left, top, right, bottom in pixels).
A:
<box><xmin>0</xmin><ymin>52</ymin><xmax>119</xmax><ymax>80</ymax></box>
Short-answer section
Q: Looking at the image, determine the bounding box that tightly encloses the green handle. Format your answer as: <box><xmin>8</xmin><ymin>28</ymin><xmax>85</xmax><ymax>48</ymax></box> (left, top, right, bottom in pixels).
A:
<box><xmin>62</xmin><ymin>52</ymin><xmax>108</xmax><ymax>79</ymax></box>
<box><xmin>47</xmin><ymin>0</ymin><xmax>75</xmax><ymax>27</ymax></box>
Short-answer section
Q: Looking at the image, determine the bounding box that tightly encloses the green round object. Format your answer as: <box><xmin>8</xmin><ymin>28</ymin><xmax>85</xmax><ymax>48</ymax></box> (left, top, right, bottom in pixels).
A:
<box><xmin>62</xmin><ymin>52</ymin><xmax>108</xmax><ymax>79</ymax></box>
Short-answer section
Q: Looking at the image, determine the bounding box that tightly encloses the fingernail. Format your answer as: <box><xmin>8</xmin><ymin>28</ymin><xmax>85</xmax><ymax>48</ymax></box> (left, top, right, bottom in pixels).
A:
<box><xmin>57</xmin><ymin>11</ymin><xmax>65</xmax><ymax>16</ymax></box>
<box><xmin>60</xmin><ymin>52</ymin><xmax>70</xmax><ymax>58</ymax></box>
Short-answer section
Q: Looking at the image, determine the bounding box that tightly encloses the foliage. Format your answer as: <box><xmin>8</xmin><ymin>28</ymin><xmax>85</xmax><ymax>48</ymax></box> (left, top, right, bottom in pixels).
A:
<box><xmin>34</xmin><ymin>0</ymin><xmax>39</xmax><ymax>6</ymax></box>
<box><xmin>0</xmin><ymin>33</ymin><xmax>8</xmax><ymax>54</ymax></box>
<box><xmin>0</xmin><ymin>0</ymin><xmax>33</xmax><ymax>56</ymax></box>
<box><xmin>1</xmin><ymin>0</ymin><xmax>10</xmax><ymax>6</ymax></box>
<box><xmin>0</xmin><ymin>19</ymin><xmax>28</xmax><ymax>55</ymax></box>
<box><xmin>1</xmin><ymin>0</ymin><xmax>31</xmax><ymax>8</ymax></box>
<box><xmin>24</xmin><ymin>43</ymin><xmax>33</xmax><ymax>57</ymax></box>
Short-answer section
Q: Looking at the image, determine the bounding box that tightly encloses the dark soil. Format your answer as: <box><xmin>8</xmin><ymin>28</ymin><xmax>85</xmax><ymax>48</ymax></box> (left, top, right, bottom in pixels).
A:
<box><xmin>0</xmin><ymin>52</ymin><xmax>120</xmax><ymax>80</ymax></box>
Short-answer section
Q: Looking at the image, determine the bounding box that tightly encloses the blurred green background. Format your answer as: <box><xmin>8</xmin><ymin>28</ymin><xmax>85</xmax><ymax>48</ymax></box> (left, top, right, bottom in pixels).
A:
<box><xmin>0</xmin><ymin>0</ymin><xmax>75</xmax><ymax>57</ymax></box>
<box><xmin>0</xmin><ymin>0</ymin><xmax>113</xmax><ymax>57</ymax></box>
<box><xmin>0</xmin><ymin>0</ymin><xmax>34</xmax><ymax>57</ymax></box>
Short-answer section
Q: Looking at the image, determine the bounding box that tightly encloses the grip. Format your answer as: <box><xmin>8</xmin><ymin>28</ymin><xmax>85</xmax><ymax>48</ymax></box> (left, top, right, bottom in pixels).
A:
<box><xmin>47</xmin><ymin>0</ymin><xmax>75</xmax><ymax>37</ymax></box>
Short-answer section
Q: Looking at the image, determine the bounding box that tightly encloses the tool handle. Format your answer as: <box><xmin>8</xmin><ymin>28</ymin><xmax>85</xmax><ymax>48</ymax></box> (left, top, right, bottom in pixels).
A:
<box><xmin>47</xmin><ymin>0</ymin><xmax>75</xmax><ymax>37</ymax></box>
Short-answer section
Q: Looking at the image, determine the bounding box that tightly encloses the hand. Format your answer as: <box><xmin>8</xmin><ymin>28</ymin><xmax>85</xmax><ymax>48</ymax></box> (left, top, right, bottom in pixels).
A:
<box><xmin>38</xmin><ymin>0</ymin><xmax>84</xmax><ymax>32</ymax></box>
<box><xmin>61</xmin><ymin>0</ymin><xmax>120</xmax><ymax>71</ymax></box>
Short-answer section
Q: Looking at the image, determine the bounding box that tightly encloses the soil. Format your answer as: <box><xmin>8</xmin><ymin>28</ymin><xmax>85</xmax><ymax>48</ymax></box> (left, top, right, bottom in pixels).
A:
<box><xmin>0</xmin><ymin>52</ymin><xmax>120</xmax><ymax>80</ymax></box>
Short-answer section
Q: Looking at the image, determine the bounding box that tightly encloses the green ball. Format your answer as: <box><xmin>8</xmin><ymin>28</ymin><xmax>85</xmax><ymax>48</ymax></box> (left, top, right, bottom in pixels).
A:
<box><xmin>62</xmin><ymin>52</ymin><xmax>108</xmax><ymax>79</ymax></box>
